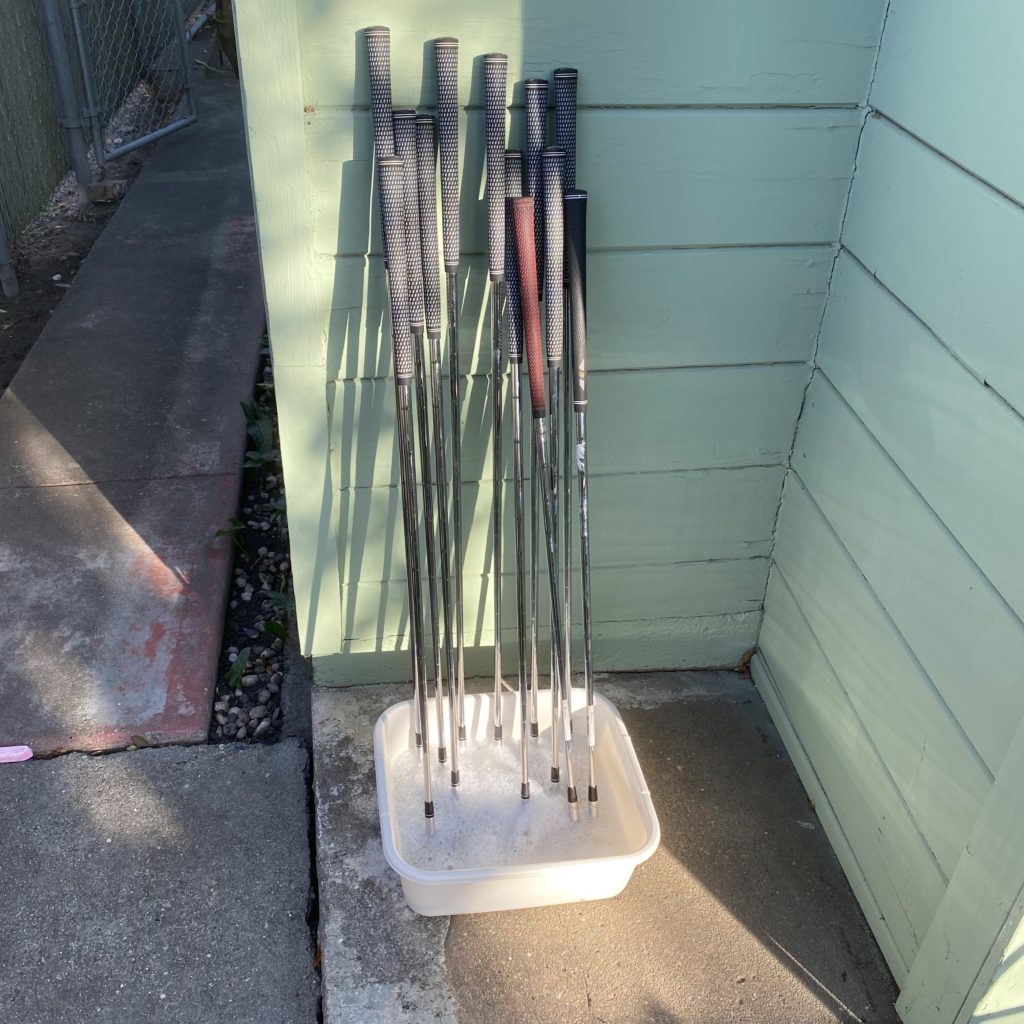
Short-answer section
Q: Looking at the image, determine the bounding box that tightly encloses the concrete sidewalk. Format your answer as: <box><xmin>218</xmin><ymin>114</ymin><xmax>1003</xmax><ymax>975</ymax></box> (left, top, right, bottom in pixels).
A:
<box><xmin>0</xmin><ymin>740</ymin><xmax>317</xmax><ymax>1022</ymax></box>
<box><xmin>313</xmin><ymin>671</ymin><xmax>899</xmax><ymax>1024</ymax></box>
<box><xmin>0</xmin><ymin>47</ymin><xmax>264</xmax><ymax>753</ymax></box>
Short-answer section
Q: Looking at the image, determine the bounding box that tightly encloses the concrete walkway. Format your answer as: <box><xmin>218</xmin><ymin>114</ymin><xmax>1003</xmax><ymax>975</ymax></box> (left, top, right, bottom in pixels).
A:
<box><xmin>0</xmin><ymin>740</ymin><xmax>317</xmax><ymax>1022</ymax></box>
<box><xmin>0</xmin><ymin>51</ymin><xmax>264</xmax><ymax>753</ymax></box>
<box><xmin>313</xmin><ymin>671</ymin><xmax>899</xmax><ymax>1024</ymax></box>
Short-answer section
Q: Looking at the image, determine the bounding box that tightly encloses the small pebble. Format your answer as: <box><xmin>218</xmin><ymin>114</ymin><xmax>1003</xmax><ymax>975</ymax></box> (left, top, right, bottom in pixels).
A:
<box><xmin>243</xmin><ymin>627</ymin><xmax>259</xmax><ymax>640</ymax></box>
<box><xmin>253</xmin><ymin>719</ymin><xmax>270</xmax><ymax>738</ymax></box>
<box><xmin>258</xmin><ymin>688</ymin><xmax>271</xmax><ymax>703</ymax></box>
<box><xmin>268</xmin><ymin>678</ymin><xmax>281</xmax><ymax>693</ymax></box>
<box><xmin>229</xmin><ymin>600</ymin><xmax>238</xmax><ymax>609</ymax></box>
<box><xmin>227</xmin><ymin>652</ymin><xmax>238</xmax><ymax>663</ymax></box>
<box><xmin>213</xmin><ymin>700</ymin><xmax>228</xmax><ymax>712</ymax></box>
<box><xmin>279</xmin><ymin>560</ymin><xmax>289</xmax><ymax>573</ymax></box>
<box><xmin>250</xmin><ymin>705</ymin><xmax>267</xmax><ymax>720</ymax></box>
<box><xmin>272</xmin><ymin>708</ymin><xmax>282</xmax><ymax>721</ymax></box>
<box><xmin>241</xmin><ymin>673</ymin><xmax>259</xmax><ymax>687</ymax></box>
<box><xmin>240</xmin><ymin>592</ymin><xmax>252</xmax><ymax>602</ymax></box>
<box><xmin>228</xmin><ymin>707</ymin><xmax>242</xmax><ymax>718</ymax></box>
<box><xmin>236</xmin><ymin>725</ymin><xmax>248</xmax><ymax>739</ymax></box>
<box><xmin>215</xmin><ymin>713</ymin><xmax>228</xmax><ymax>726</ymax></box>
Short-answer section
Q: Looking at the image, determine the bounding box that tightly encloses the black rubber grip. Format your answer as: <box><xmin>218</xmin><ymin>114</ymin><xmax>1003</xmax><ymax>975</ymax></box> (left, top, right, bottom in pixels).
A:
<box><xmin>510</xmin><ymin>198</ymin><xmax>544</xmax><ymax>416</ymax></box>
<box><xmin>564</xmin><ymin>190</ymin><xmax>587</xmax><ymax>408</ymax></box>
<box><xmin>434</xmin><ymin>38</ymin><xmax>460</xmax><ymax>272</ymax></box>
<box><xmin>378</xmin><ymin>158</ymin><xmax>412</xmax><ymax>381</ymax></box>
<box><xmin>393</xmin><ymin>109</ymin><xmax>425</xmax><ymax>331</ymax></box>
<box><xmin>541</xmin><ymin>148</ymin><xmax>564</xmax><ymax>365</ymax></box>
<box><xmin>504</xmin><ymin>150</ymin><xmax>524</xmax><ymax>362</ymax></box>
<box><xmin>524</xmin><ymin>79</ymin><xmax>548</xmax><ymax>299</ymax></box>
<box><xmin>484</xmin><ymin>54</ymin><xmax>508</xmax><ymax>281</ymax></box>
<box><xmin>415</xmin><ymin>115</ymin><xmax>442</xmax><ymax>338</ymax></box>
<box><xmin>365</xmin><ymin>27</ymin><xmax>394</xmax><ymax>160</ymax></box>
<box><xmin>553</xmin><ymin>68</ymin><xmax>578</xmax><ymax>191</ymax></box>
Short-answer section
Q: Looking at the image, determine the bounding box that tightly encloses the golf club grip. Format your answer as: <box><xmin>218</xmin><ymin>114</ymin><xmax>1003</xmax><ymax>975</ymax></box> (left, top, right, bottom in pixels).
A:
<box><xmin>365</xmin><ymin>27</ymin><xmax>394</xmax><ymax>160</ymax></box>
<box><xmin>434</xmin><ymin>38</ymin><xmax>460</xmax><ymax>272</ymax></box>
<box><xmin>504</xmin><ymin>150</ymin><xmax>524</xmax><ymax>362</ymax></box>
<box><xmin>554</xmin><ymin>68</ymin><xmax>578</xmax><ymax>191</ymax></box>
<box><xmin>541</xmin><ymin>148</ymin><xmax>565</xmax><ymax>364</ymax></box>
<box><xmin>484</xmin><ymin>54</ymin><xmax>508</xmax><ymax>281</ymax></box>
<box><xmin>524</xmin><ymin>79</ymin><xmax>548</xmax><ymax>299</ymax></box>
<box><xmin>378</xmin><ymin>158</ymin><xmax>413</xmax><ymax>381</ymax></box>
<box><xmin>564</xmin><ymin>190</ymin><xmax>588</xmax><ymax>408</ymax></box>
<box><xmin>511</xmin><ymin>199</ymin><xmax>545</xmax><ymax>416</ymax></box>
<box><xmin>394</xmin><ymin>110</ymin><xmax>425</xmax><ymax>331</ymax></box>
<box><xmin>415</xmin><ymin>115</ymin><xmax>442</xmax><ymax>337</ymax></box>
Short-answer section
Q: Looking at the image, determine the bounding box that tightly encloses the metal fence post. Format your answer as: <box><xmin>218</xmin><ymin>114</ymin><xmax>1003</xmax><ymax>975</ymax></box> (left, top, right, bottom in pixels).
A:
<box><xmin>0</xmin><ymin>220</ymin><xmax>19</xmax><ymax>298</ymax></box>
<box><xmin>40</xmin><ymin>0</ymin><xmax>93</xmax><ymax>199</ymax></box>
<box><xmin>68</xmin><ymin>0</ymin><xmax>107</xmax><ymax>166</ymax></box>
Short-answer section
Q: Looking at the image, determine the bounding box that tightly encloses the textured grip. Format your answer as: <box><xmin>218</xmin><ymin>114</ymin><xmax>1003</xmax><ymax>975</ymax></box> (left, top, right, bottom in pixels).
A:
<box><xmin>434</xmin><ymin>38</ymin><xmax>460</xmax><ymax>272</ymax></box>
<box><xmin>564</xmin><ymin>190</ymin><xmax>588</xmax><ymax>408</ymax></box>
<box><xmin>511</xmin><ymin>198</ymin><xmax>544</xmax><ymax>416</ymax></box>
<box><xmin>541</xmin><ymin>148</ymin><xmax>564</xmax><ymax>365</ymax></box>
<box><xmin>365</xmin><ymin>27</ymin><xmax>394</xmax><ymax>160</ymax></box>
<box><xmin>553</xmin><ymin>68</ymin><xmax>578</xmax><ymax>190</ymax></box>
<box><xmin>484</xmin><ymin>54</ymin><xmax>508</xmax><ymax>281</ymax></box>
<box><xmin>394</xmin><ymin>109</ymin><xmax>425</xmax><ymax>331</ymax></box>
<box><xmin>378</xmin><ymin>158</ymin><xmax>412</xmax><ymax>381</ymax></box>
<box><xmin>415</xmin><ymin>115</ymin><xmax>442</xmax><ymax>337</ymax></box>
<box><xmin>524</xmin><ymin>79</ymin><xmax>548</xmax><ymax>299</ymax></box>
<box><xmin>504</xmin><ymin>150</ymin><xmax>524</xmax><ymax>362</ymax></box>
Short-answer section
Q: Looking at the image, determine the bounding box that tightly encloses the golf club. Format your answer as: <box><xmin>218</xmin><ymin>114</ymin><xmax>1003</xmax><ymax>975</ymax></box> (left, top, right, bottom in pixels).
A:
<box><xmin>365</xmin><ymin>27</ymin><xmax>424</xmax><ymax>748</ymax></box>
<box><xmin>504</xmin><ymin>149</ymin><xmax>529</xmax><ymax>798</ymax></box>
<box><xmin>511</xmin><ymin>196</ymin><xmax>579</xmax><ymax>821</ymax></box>
<box><xmin>416</xmin><ymin>113</ymin><xmax>461</xmax><ymax>786</ymax></box>
<box><xmin>523</xmin><ymin>77</ymin><xmax>547</xmax><ymax>740</ymax></box>
<box><xmin>484</xmin><ymin>53</ymin><xmax>507</xmax><ymax>741</ymax></box>
<box><xmin>395</xmin><ymin>107</ymin><xmax>447</xmax><ymax>766</ymax></box>
<box><xmin>554</xmin><ymin>68</ymin><xmax>578</xmax><ymax>720</ymax></box>
<box><xmin>378</xmin><ymin>154</ymin><xmax>434</xmax><ymax>821</ymax></box>
<box><xmin>565</xmin><ymin>188</ymin><xmax>597</xmax><ymax>810</ymax></box>
<box><xmin>433</xmin><ymin>37</ymin><xmax>467</xmax><ymax>743</ymax></box>
<box><xmin>542</xmin><ymin>146</ymin><xmax>565</xmax><ymax>781</ymax></box>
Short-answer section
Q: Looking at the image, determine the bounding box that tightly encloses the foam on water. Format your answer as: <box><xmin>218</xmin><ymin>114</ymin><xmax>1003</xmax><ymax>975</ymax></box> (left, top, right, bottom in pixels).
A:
<box><xmin>389</xmin><ymin>718</ymin><xmax>626</xmax><ymax>872</ymax></box>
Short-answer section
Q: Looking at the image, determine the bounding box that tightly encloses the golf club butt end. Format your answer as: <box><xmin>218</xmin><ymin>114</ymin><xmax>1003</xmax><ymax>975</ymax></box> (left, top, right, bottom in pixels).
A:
<box><xmin>550</xmin><ymin>765</ymin><xmax>560</xmax><ymax>783</ymax></box>
<box><xmin>521</xmin><ymin>782</ymin><xmax>530</xmax><ymax>800</ymax></box>
<box><xmin>414</xmin><ymin>731</ymin><xmax>422</xmax><ymax>748</ymax></box>
<box><xmin>530</xmin><ymin>722</ymin><xmax>539</xmax><ymax>738</ymax></box>
<box><xmin>424</xmin><ymin>801</ymin><xmax>435</xmax><ymax>821</ymax></box>
<box><xmin>437</xmin><ymin>745</ymin><xmax>447</xmax><ymax>764</ymax></box>
<box><xmin>589</xmin><ymin>785</ymin><xmax>599</xmax><ymax>803</ymax></box>
<box><xmin>493</xmin><ymin>724</ymin><xmax>503</xmax><ymax>742</ymax></box>
<box><xmin>450</xmin><ymin>769</ymin><xmax>461</xmax><ymax>788</ymax></box>
<box><xmin>458</xmin><ymin>724</ymin><xmax>467</xmax><ymax>742</ymax></box>
<box><xmin>567</xmin><ymin>789</ymin><xmax>580</xmax><ymax>821</ymax></box>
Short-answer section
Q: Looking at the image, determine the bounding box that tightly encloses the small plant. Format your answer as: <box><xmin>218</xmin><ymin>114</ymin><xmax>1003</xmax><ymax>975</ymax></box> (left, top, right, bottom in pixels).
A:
<box><xmin>264</xmin><ymin>620</ymin><xmax>287</xmax><ymax>641</ymax></box>
<box><xmin>241</xmin><ymin>399</ymin><xmax>276</xmax><ymax>469</ymax></box>
<box><xmin>214</xmin><ymin>516</ymin><xmax>246</xmax><ymax>556</ymax></box>
<box><xmin>224</xmin><ymin>647</ymin><xmax>251</xmax><ymax>691</ymax></box>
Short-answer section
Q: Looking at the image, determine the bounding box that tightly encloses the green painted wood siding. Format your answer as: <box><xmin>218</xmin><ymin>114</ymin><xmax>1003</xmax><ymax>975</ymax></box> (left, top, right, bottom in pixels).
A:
<box><xmin>234</xmin><ymin>0</ymin><xmax>887</xmax><ymax>682</ymax></box>
<box><xmin>754</xmin><ymin>0</ymin><xmax>1024</xmax><ymax>1011</ymax></box>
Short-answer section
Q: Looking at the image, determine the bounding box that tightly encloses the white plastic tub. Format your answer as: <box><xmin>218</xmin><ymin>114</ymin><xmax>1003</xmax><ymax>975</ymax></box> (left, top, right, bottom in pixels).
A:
<box><xmin>373</xmin><ymin>688</ymin><xmax>660</xmax><ymax>916</ymax></box>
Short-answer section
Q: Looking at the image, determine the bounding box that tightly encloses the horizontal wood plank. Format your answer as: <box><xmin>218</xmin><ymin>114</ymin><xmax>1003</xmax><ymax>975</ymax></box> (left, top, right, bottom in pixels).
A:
<box><xmin>794</xmin><ymin>374</ymin><xmax>1024</xmax><ymax>775</ymax></box>
<box><xmin>328</xmin><ymin>467</ymin><xmax>782</xmax><ymax>589</ymax></box>
<box><xmin>870</xmin><ymin>0</ymin><xmax>1024</xmax><ymax>205</ymax></box>
<box><xmin>297</xmin><ymin>0</ymin><xmax>885</xmax><ymax>108</ymax></box>
<box><xmin>757</xmin><ymin>575</ymin><xmax>947</xmax><ymax>975</ymax></box>
<box><xmin>772</xmin><ymin>477</ymin><xmax>991</xmax><ymax>876</ymax></box>
<box><xmin>818</xmin><ymin>254</ymin><xmax>1024</xmax><ymax>622</ymax></box>
<box><xmin>327</xmin><ymin>364</ymin><xmax>808</xmax><ymax>488</ymax></box>
<box><xmin>335</xmin><ymin>558</ymin><xmax>767</xmax><ymax>644</ymax></box>
<box><xmin>312</xmin><ymin>611</ymin><xmax>761</xmax><ymax>683</ymax></box>
<box><xmin>307</xmin><ymin>107</ymin><xmax>862</xmax><ymax>254</ymax></box>
<box><xmin>843</xmin><ymin>116</ymin><xmax>1024</xmax><ymax>413</ymax></box>
<box><xmin>318</xmin><ymin>247</ymin><xmax>832</xmax><ymax>380</ymax></box>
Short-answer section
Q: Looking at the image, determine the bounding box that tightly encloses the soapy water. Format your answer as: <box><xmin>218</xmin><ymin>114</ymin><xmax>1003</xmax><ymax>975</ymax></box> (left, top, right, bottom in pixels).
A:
<box><xmin>388</xmin><ymin>711</ymin><xmax>630</xmax><ymax>872</ymax></box>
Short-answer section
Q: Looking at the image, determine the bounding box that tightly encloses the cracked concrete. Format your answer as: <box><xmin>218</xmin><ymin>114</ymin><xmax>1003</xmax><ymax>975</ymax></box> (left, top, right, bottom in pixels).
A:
<box><xmin>313</xmin><ymin>672</ymin><xmax>899</xmax><ymax>1023</ymax></box>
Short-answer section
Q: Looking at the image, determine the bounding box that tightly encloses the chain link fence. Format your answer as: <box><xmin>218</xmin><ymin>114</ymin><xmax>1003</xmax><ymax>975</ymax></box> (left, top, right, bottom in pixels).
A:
<box><xmin>0</xmin><ymin>0</ymin><xmax>202</xmax><ymax>295</ymax></box>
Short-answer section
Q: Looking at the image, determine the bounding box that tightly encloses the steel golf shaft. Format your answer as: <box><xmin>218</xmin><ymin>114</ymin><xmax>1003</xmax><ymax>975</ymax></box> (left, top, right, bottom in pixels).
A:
<box><xmin>565</xmin><ymin>188</ymin><xmax>597</xmax><ymax>806</ymax></box>
<box><xmin>505</xmin><ymin>149</ymin><xmax>529</xmax><ymax>797</ymax></box>
<box><xmin>529</xmin><ymin>429</ymin><xmax>540</xmax><ymax>736</ymax></box>
<box><xmin>434</xmin><ymin>38</ymin><xmax>467</xmax><ymax>742</ymax></box>
<box><xmin>511</xmin><ymin>195</ymin><xmax>578</xmax><ymax>818</ymax></box>
<box><xmin>484</xmin><ymin>53</ymin><xmax>508</xmax><ymax>740</ymax></box>
<box><xmin>548</xmin><ymin>362</ymin><xmax>562</xmax><ymax>778</ymax></box>
<box><xmin>377</xmin><ymin>154</ymin><xmax>433</xmax><ymax>819</ymax></box>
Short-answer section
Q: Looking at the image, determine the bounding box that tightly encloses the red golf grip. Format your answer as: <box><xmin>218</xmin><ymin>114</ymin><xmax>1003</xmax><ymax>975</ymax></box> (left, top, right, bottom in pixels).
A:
<box><xmin>511</xmin><ymin>198</ymin><xmax>545</xmax><ymax>416</ymax></box>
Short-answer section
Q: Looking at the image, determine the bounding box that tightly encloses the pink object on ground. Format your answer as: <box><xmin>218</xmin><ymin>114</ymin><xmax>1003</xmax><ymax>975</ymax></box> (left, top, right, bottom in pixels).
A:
<box><xmin>0</xmin><ymin>746</ymin><xmax>33</xmax><ymax>762</ymax></box>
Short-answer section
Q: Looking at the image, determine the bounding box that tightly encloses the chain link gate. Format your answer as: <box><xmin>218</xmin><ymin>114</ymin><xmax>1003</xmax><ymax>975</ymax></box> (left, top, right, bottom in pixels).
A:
<box><xmin>67</xmin><ymin>0</ymin><xmax>197</xmax><ymax>164</ymax></box>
